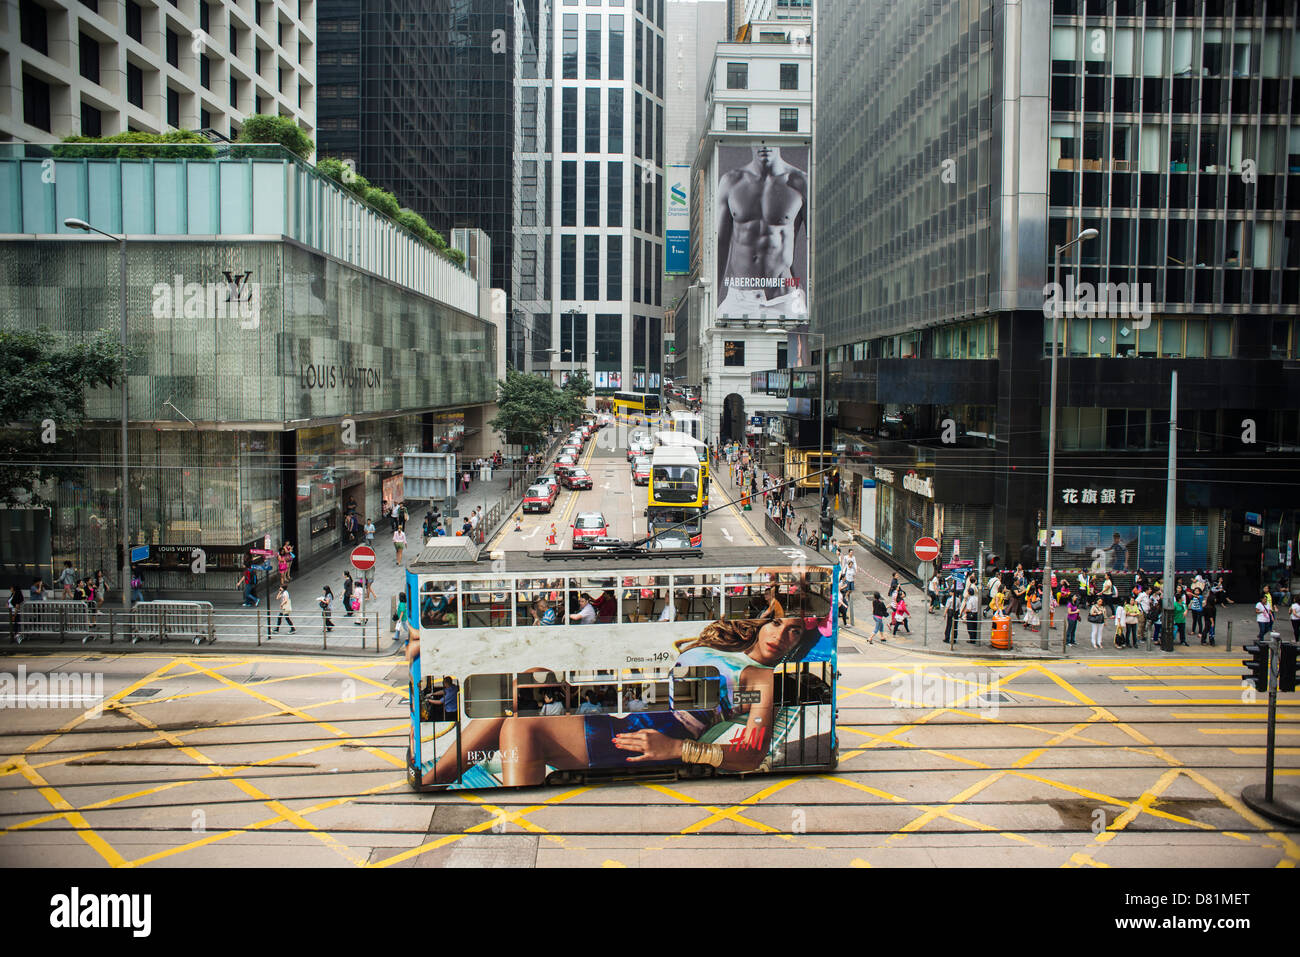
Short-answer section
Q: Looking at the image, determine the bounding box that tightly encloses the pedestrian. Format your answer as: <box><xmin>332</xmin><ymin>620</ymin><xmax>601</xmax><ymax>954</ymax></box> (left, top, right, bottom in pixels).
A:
<box><xmin>840</xmin><ymin>551</ymin><xmax>857</xmax><ymax>625</ymax></box>
<box><xmin>890</xmin><ymin>590</ymin><xmax>911</xmax><ymax>637</ymax></box>
<box><xmin>57</xmin><ymin>561</ymin><xmax>77</xmax><ymax>598</ymax></box>
<box><xmin>1114</xmin><ymin>599</ymin><xmax>1128</xmax><ymax>649</ymax></box>
<box><xmin>1202</xmin><ymin>590</ymin><xmax>1217</xmax><ymax>645</ymax></box>
<box><xmin>1172</xmin><ymin>592</ymin><xmax>1188</xmax><ymax>645</ymax></box>
<box><xmin>1135</xmin><ymin>587</ymin><xmax>1150</xmax><ymax>644</ymax></box>
<box><xmin>29</xmin><ymin>577</ymin><xmax>46</xmax><ymax>602</ymax></box>
<box><xmin>870</xmin><ymin>592</ymin><xmax>886</xmax><ymax>644</ymax></box>
<box><xmin>1189</xmin><ymin>587</ymin><xmax>1204</xmax><ymax>636</ymax></box>
<box><xmin>278</xmin><ymin>548</ymin><xmax>290</xmax><ymax>582</ymax></box>
<box><xmin>398</xmin><ymin>502</ymin><xmax>409</xmax><ymax>531</ymax></box>
<box><xmin>280</xmin><ymin>542</ymin><xmax>295</xmax><ymax>584</ymax></box>
<box><xmin>240</xmin><ymin>563</ymin><xmax>258</xmax><ymax>607</ymax></box>
<box><xmin>364</xmin><ymin>573</ymin><xmax>377</xmax><ymax>602</ymax></box>
<box><xmin>273</xmin><ymin>586</ymin><xmax>296</xmax><ymax>634</ymax></box>
<box><xmin>8</xmin><ymin>585</ymin><xmax>23</xmax><ymax>641</ymax></box>
<box><xmin>1290</xmin><ymin>596</ymin><xmax>1300</xmax><ymax>642</ymax></box>
<box><xmin>928</xmin><ymin>573</ymin><xmax>940</xmax><ymax>612</ymax></box>
<box><xmin>942</xmin><ymin>589</ymin><xmax>958</xmax><ymax>643</ymax></box>
<box><xmin>343</xmin><ymin>570</ymin><xmax>355</xmax><ymax>617</ymax></box>
<box><xmin>1087</xmin><ymin>597</ymin><xmax>1106</xmax><ymax>648</ymax></box>
<box><xmin>797</xmin><ymin>520</ymin><xmax>808</xmax><ymax>546</ymax></box>
<box><xmin>887</xmin><ymin>572</ymin><xmax>900</xmax><ymax>601</ymax></box>
<box><xmin>1102</xmin><ymin>573</ymin><xmax>1116</xmax><ymax>612</ymax></box>
<box><xmin>1255</xmin><ymin>592</ymin><xmax>1275</xmax><ymax>641</ymax></box>
<box><xmin>318</xmin><ymin>586</ymin><xmax>335</xmax><ymax>632</ymax></box>
<box><xmin>1065</xmin><ymin>596</ymin><xmax>1080</xmax><ymax>646</ymax></box>
<box><xmin>963</xmin><ymin>587</ymin><xmax>980</xmax><ymax>643</ymax></box>
<box><xmin>393</xmin><ymin>526</ymin><xmax>407</xmax><ymax>565</ymax></box>
<box><xmin>92</xmin><ymin>570</ymin><xmax>108</xmax><ymax>611</ymax></box>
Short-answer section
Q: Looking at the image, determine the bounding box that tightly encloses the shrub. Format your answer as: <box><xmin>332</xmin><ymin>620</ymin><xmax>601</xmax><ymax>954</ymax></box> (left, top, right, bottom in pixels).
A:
<box><xmin>234</xmin><ymin>115</ymin><xmax>314</xmax><ymax>161</ymax></box>
<box><xmin>54</xmin><ymin>130</ymin><xmax>215</xmax><ymax>160</ymax></box>
<box><xmin>364</xmin><ymin>187</ymin><xmax>401</xmax><ymax>218</ymax></box>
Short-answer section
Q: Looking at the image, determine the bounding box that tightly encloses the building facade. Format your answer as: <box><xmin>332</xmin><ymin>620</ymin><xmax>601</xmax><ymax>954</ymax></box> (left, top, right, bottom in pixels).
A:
<box><xmin>2</xmin><ymin>0</ymin><xmax>315</xmax><ymax>143</ymax></box>
<box><xmin>0</xmin><ymin>145</ymin><xmax>497</xmax><ymax>594</ymax></box>
<box><xmin>691</xmin><ymin>17</ymin><xmax>811</xmax><ymax>444</ymax></box>
<box><xmin>814</xmin><ymin>0</ymin><xmax>1300</xmax><ymax>598</ymax></box>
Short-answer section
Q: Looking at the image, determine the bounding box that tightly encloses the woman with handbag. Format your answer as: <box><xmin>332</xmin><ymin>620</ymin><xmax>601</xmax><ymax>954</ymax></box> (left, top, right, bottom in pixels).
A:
<box><xmin>1087</xmin><ymin>598</ymin><xmax>1107</xmax><ymax>649</ymax></box>
<box><xmin>891</xmin><ymin>590</ymin><xmax>911</xmax><ymax>637</ymax></box>
<box><xmin>318</xmin><ymin>586</ymin><xmax>336</xmax><ymax>632</ymax></box>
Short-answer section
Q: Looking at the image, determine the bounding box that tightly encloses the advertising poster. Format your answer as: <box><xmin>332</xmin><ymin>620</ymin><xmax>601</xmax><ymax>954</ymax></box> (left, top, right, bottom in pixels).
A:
<box><xmin>595</xmin><ymin>371</ymin><xmax>609</xmax><ymax>389</ymax></box>
<box><xmin>1047</xmin><ymin>525</ymin><xmax>1209</xmax><ymax>572</ymax></box>
<box><xmin>860</xmin><ymin>478</ymin><xmax>877</xmax><ymax>544</ymax></box>
<box><xmin>666</xmin><ymin>164</ymin><xmax>691</xmax><ymax>275</ymax></box>
<box><xmin>408</xmin><ymin>565</ymin><xmax>838</xmax><ymax>789</ymax></box>
<box><xmin>609</xmin><ymin>371</ymin><xmax>622</xmax><ymax>389</ymax></box>
<box><xmin>716</xmin><ymin>144</ymin><xmax>809</xmax><ymax>319</ymax></box>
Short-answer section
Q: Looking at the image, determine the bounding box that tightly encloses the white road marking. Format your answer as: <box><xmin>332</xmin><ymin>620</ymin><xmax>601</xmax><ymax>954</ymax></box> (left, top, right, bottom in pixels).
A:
<box><xmin>522</xmin><ymin>525</ymin><xmax>540</xmax><ymax>540</ymax></box>
<box><xmin>721</xmin><ymin>527</ymin><xmax>734</xmax><ymax>542</ymax></box>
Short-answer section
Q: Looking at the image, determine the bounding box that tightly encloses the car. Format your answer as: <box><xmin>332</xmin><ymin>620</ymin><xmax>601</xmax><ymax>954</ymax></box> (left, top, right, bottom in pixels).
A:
<box><xmin>534</xmin><ymin>475</ymin><xmax>559</xmax><ymax>494</ymax></box>
<box><xmin>571</xmin><ymin>511</ymin><xmax>609</xmax><ymax>548</ymax></box>
<box><xmin>523</xmin><ymin>483</ymin><xmax>558</xmax><ymax>513</ymax></box>
<box><xmin>554</xmin><ymin>453</ymin><xmax>578</xmax><ymax>476</ymax></box>
<box><xmin>561</xmin><ymin>444</ymin><xmax>581</xmax><ymax>459</ymax></box>
<box><xmin>632</xmin><ymin>455</ymin><xmax>650</xmax><ymax>485</ymax></box>
<box><xmin>561</xmin><ymin>467</ymin><xmax>592</xmax><ymax>490</ymax></box>
<box><xmin>626</xmin><ymin>432</ymin><xmax>649</xmax><ymax>461</ymax></box>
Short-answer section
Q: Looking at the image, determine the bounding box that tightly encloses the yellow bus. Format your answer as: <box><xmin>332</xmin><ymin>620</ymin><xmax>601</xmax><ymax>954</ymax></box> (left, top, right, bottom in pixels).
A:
<box><xmin>612</xmin><ymin>391</ymin><xmax>662</xmax><ymax>417</ymax></box>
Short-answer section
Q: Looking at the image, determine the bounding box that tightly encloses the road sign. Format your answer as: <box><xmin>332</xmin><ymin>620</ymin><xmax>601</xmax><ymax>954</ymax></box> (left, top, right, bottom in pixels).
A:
<box><xmin>250</xmin><ymin>548</ymin><xmax>277</xmax><ymax>557</ymax></box>
<box><xmin>914</xmin><ymin>537</ymin><xmax>940</xmax><ymax>562</ymax></box>
<box><xmin>130</xmin><ymin>545</ymin><xmax>150</xmax><ymax>563</ymax></box>
<box><xmin>350</xmin><ymin>545</ymin><xmax>377</xmax><ymax>570</ymax></box>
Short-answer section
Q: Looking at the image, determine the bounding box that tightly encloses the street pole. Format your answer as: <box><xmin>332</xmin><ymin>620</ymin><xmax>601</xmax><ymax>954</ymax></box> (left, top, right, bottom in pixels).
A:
<box><xmin>1042</xmin><ymin>229</ymin><xmax>1097</xmax><ymax>651</ymax></box>
<box><xmin>1160</xmin><ymin>370</ymin><xmax>1178</xmax><ymax>651</ymax></box>
<box><xmin>119</xmin><ymin>235</ymin><xmax>129</xmax><ymax>613</ymax></box>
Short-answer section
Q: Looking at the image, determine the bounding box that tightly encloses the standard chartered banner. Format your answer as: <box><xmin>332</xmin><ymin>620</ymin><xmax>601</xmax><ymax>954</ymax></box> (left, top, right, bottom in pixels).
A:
<box><xmin>716</xmin><ymin>144</ymin><xmax>809</xmax><ymax>319</ymax></box>
<box><xmin>666</xmin><ymin>165</ymin><xmax>691</xmax><ymax>275</ymax></box>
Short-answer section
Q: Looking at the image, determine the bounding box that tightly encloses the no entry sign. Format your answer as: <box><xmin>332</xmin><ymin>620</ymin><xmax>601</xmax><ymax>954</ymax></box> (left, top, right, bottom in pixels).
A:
<box><xmin>350</xmin><ymin>545</ymin><xmax>377</xmax><ymax>571</ymax></box>
<box><xmin>913</xmin><ymin>537</ymin><xmax>940</xmax><ymax>563</ymax></box>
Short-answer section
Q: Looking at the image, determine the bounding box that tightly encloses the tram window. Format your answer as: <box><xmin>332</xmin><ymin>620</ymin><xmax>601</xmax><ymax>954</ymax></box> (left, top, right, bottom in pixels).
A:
<box><xmin>568</xmin><ymin>669</ymin><xmax>619</xmax><ymax>712</ymax></box>
<box><xmin>620</xmin><ymin>574</ymin><xmax>668</xmax><ymax>622</ymax></box>
<box><xmin>465</xmin><ymin>673</ymin><xmax>513</xmax><ymax>718</ymax></box>
<box><xmin>515</xmin><ymin>670</ymin><xmax>570</xmax><ymax>715</ymax></box>
<box><xmin>419</xmin><ymin>581</ymin><xmax>459</xmax><ymax>628</ymax></box>
<box><xmin>618</xmin><ymin>667</ymin><xmax>673</xmax><ymax>712</ymax></box>
<box><xmin>419</xmin><ymin>674</ymin><xmax>461</xmax><ymax>721</ymax></box>
<box><xmin>670</xmin><ymin>573</ymin><xmax>721</xmax><ymax>621</ymax></box>
<box><xmin>773</xmin><ymin>662</ymin><xmax>834</xmax><ymax>705</ymax></box>
<box><xmin>462</xmin><ymin>580</ymin><xmax>512</xmax><ymax>628</ymax></box>
<box><xmin>670</xmin><ymin>665</ymin><xmax>721</xmax><ymax>710</ymax></box>
<box><xmin>517</xmin><ymin>577</ymin><xmax>566</xmax><ymax>625</ymax></box>
<box><xmin>573</xmin><ymin>577</ymin><xmax>618</xmax><ymax>623</ymax></box>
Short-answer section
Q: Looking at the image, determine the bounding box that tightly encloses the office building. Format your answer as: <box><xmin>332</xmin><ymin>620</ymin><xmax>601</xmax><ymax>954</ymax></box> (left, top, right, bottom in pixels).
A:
<box><xmin>2</xmin><ymin>0</ymin><xmax>315</xmax><ymax>143</ymax></box>
<box><xmin>810</xmin><ymin>0</ymin><xmax>1300</xmax><ymax>597</ymax></box>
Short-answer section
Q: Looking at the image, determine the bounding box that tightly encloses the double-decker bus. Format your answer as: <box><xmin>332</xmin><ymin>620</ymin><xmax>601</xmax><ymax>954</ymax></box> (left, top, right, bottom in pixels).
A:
<box><xmin>403</xmin><ymin>544</ymin><xmax>838</xmax><ymax>790</ymax></box>
<box><xmin>653</xmin><ymin>430</ymin><xmax>709</xmax><ymax>505</ymax></box>
<box><xmin>670</xmin><ymin>410</ymin><xmax>703</xmax><ymax>441</ymax></box>
<box><xmin>612</xmin><ymin>391</ymin><xmax>662</xmax><ymax>417</ymax></box>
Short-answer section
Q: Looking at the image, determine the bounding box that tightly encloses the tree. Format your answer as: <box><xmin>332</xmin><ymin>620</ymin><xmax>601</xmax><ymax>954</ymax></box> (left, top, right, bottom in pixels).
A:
<box><xmin>560</xmin><ymin>369</ymin><xmax>593</xmax><ymax>421</ymax></box>
<box><xmin>0</xmin><ymin>331</ymin><xmax>124</xmax><ymax>507</ymax></box>
<box><xmin>489</xmin><ymin>370</ymin><xmax>568</xmax><ymax>451</ymax></box>
<box><xmin>235</xmin><ymin>115</ymin><xmax>315</xmax><ymax>161</ymax></box>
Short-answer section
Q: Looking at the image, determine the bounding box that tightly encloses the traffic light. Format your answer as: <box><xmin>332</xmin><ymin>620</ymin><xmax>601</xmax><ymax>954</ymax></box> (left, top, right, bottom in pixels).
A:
<box><xmin>1280</xmin><ymin>642</ymin><xmax>1298</xmax><ymax>694</ymax></box>
<box><xmin>1242</xmin><ymin>642</ymin><xmax>1269</xmax><ymax>693</ymax></box>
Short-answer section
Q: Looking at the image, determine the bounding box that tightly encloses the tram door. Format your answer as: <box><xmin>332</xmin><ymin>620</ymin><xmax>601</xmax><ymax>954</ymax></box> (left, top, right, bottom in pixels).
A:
<box><xmin>766</xmin><ymin>661</ymin><xmax>836</xmax><ymax>770</ymax></box>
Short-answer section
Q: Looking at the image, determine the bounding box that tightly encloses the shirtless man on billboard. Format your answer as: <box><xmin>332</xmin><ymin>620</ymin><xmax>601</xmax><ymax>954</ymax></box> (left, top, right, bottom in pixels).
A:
<box><xmin>716</xmin><ymin>145</ymin><xmax>808</xmax><ymax>317</ymax></box>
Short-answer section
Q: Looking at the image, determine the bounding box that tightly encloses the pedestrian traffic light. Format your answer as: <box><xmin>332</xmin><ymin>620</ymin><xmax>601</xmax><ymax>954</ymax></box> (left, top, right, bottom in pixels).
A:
<box><xmin>1241</xmin><ymin>642</ymin><xmax>1269</xmax><ymax>693</ymax></box>
<box><xmin>1280</xmin><ymin>642</ymin><xmax>1298</xmax><ymax>694</ymax></box>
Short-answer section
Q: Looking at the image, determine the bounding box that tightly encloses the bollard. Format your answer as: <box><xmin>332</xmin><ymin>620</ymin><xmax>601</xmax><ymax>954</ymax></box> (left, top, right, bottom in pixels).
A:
<box><xmin>257</xmin><ymin>607</ymin><xmax>264</xmax><ymax>646</ymax></box>
<box><xmin>323</xmin><ymin>612</ymin><xmax>329</xmax><ymax>651</ymax></box>
<box><xmin>1226</xmin><ymin>619</ymin><xmax>1233</xmax><ymax>652</ymax></box>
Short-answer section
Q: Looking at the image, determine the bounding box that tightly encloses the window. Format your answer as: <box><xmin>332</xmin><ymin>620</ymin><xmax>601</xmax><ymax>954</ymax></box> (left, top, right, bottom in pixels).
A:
<box><xmin>230</xmin><ymin>24</ymin><xmax>238</xmax><ymax>57</ymax></box>
<box><xmin>20</xmin><ymin>0</ymin><xmax>48</xmax><ymax>55</ymax></box>
<box><xmin>607</xmin><ymin>236</ymin><xmax>623</xmax><ymax>300</ymax></box>
<box><xmin>562</xmin><ymin>87</ymin><xmax>577</xmax><ymax>152</ymax></box>
<box><xmin>201</xmin><ymin>55</ymin><xmax>211</xmax><ymax>90</ymax></box>
<box><xmin>726</xmin><ymin>107</ymin><xmax>747</xmax><ymax>131</ymax></box>
<box><xmin>167</xmin><ymin>29</ymin><xmax>180</xmax><ymax>67</ymax></box>
<box><xmin>610</xmin><ymin>16</ymin><xmax>624</xmax><ymax>81</ymax></box>
<box><xmin>780</xmin><ymin>63</ymin><xmax>798</xmax><ymax>90</ymax></box>
<box><xmin>780</xmin><ymin>108</ymin><xmax>799</xmax><ymax>132</ymax></box>
<box><xmin>585</xmin><ymin>236</ymin><xmax>601</xmax><ymax>300</ymax></box>
<box><xmin>727</xmin><ymin>62</ymin><xmax>748</xmax><ymax>89</ymax></box>
<box><xmin>127</xmin><ymin>2</ymin><xmax>143</xmax><ymax>42</ymax></box>
<box><xmin>229</xmin><ymin>75</ymin><xmax>239</xmax><ymax>108</ymax></box>
<box><xmin>23</xmin><ymin>72</ymin><xmax>51</xmax><ymax>132</ymax></box>
<box><xmin>167</xmin><ymin>87</ymin><xmax>180</xmax><ymax>127</ymax></box>
<box><xmin>634</xmin><ymin>237</ymin><xmax>642</xmax><ymax>303</ymax></box>
<box><xmin>81</xmin><ymin>101</ymin><xmax>102</xmax><ymax>137</ymax></box>
<box><xmin>563</xmin><ymin>15</ymin><xmax>578</xmax><ymax>78</ymax></box>
<box><xmin>200</xmin><ymin>1</ymin><xmax>210</xmax><ymax>33</ymax></box>
<box><xmin>608</xmin><ymin>88</ymin><xmax>623</xmax><ymax>152</ymax></box>
<box><xmin>127</xmin><ymin>63</ymin><xmax>144</xmax><ymax>108</ymax></box>
<box><xmin>586</xmin><ymin>14</ymin><xmax>601</xmax><ymax>79</ymax></box>
<box><xmin>607</xmin><ymin>161</ymin><xmax>623</xmax><ymax>227</ymax></box>
<box><xmin>634</xmin><ymin>173</ymin><xmax>642</xmax><ymax>231</ymax></box>
<box><xmin>585</xmin><ymin>160</ymin><xmax>600</xmax><ymax>227</ymax></box>
<box><xmin>562</xmin><ymin>161</ymin><xmax>577</xmax><ymax>227</ymax></box>
<box><xmin>561</xmin><ymin>236</ymin><xmax>577</xmax><ymax>300</ymax></box>
<box><xmin>635</xmin><ymin>93</ymin><xmax>643</xmax><ymax>158</ymax></box>
<box><xmin>585</xmin><ymin>88</ymin><xmax>601</xmax><ymax>152</ymax></box>
<box><xmin>724</xmin><ymin>341</ymin><xmax>745</xmax><ymax>366</ymax></box>
<box><xmin>596</xmin><ymin>314</ymin><xmax>621</xmax><ymax>364</ymax></box>
<box><xmin>79</xmin><ymin>33</ymin><xmax>100</xmax><ymax>84</ymax></box>
<box><xmin>636</xmin><ymin>21</ymin><xmax>643</xmax><ymax>86</ymax></box>
<box><xmin>201</xmin><ymin>107</ymin><xmax>211</xmax><ymax>129</ymax></box>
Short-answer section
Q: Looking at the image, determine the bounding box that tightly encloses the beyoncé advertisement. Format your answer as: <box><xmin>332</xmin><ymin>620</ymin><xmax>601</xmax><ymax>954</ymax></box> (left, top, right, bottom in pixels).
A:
<box><xmin>405</xmin><ymin>565</ymin><xmax>838</xmax><ymax>789</ymax></box>
<box><xmin>715</xmin><ymin>144</ymin><xmax>809</xmax><ymax>320</ymax></box>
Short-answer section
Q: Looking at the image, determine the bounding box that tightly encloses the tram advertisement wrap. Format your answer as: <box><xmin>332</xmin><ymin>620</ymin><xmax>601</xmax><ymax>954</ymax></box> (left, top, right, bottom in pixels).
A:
<box><xmin>406</xmin><ymin>566</ymin><xmax>838</xmax><ymax>789</ymax></box>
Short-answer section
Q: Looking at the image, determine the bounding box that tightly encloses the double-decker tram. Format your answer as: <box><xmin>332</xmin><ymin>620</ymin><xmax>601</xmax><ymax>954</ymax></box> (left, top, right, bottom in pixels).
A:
<box><xmin>646</xmin><ymin>445</ymin><xmax>705</xmax><ymax>548</ymax></box>
<box><xmin>403</xmin><ymin>543</ymin><xmax>839</xmax><ymax>791</ymax></box>
<box><xmin>670</xmin><ymin>410</ymin><xmax>703</xmax><ymax>441</ymax></box>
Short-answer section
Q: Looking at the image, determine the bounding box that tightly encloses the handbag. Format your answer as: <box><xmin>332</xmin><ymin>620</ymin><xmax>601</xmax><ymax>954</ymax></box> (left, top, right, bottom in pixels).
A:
<box><xmin>1087</xmin><ymin>611</ymin><xmax>1104</xmax><ymax>623</ymax></box>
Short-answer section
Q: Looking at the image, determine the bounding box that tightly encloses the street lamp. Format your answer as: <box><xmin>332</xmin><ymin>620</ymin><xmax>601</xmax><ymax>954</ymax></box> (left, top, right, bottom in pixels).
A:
<box><xmin>1044</xmin><ymin>226</ymin><xmax>1099</xmax><ymax>650</ymax></box>
<box><xmin>65</xmin><ymin>217</ymin><xmax>131</xmax><ymax>613</ymax></box>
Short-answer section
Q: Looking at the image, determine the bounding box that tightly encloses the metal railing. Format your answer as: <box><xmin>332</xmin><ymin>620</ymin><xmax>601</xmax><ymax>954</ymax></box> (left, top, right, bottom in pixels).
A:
<box><xmin>9</xmin><ymin>603</ymin><xmax>385</xmax><ymax>653</ymax></box>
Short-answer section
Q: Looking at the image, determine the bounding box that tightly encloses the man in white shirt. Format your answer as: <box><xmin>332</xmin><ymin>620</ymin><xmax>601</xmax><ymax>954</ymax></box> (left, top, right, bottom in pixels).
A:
<box><xmin>1290</xmin><ymin>599</ymin><xmax>1300</xmax><ymax>641</ymax></box>
<box><xmin>962</xmin><ymin>589</ymin><xmax>980</xmax><ymax>643</ymax></box>
<box><xmin>1136</xmin><ymin>589</ymin><xmax>1152</xmax><ymax>643</ymax></box>
<box><xmin>840</xmin><ymin>552</ymin><xmax>857</xmax><ymax>625</ymax></box>
<box><xmin>575</xmin><ymin>594</ymin><xmax>598</xmax><ymax>625</ymax></box>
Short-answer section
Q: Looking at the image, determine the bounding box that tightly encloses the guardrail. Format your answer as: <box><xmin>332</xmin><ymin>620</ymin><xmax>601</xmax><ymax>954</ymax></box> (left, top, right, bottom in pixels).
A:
<box><xmin>9</xmin><ymin>602</ymin><xmax>385</xmax><ymax>653</ymax></box>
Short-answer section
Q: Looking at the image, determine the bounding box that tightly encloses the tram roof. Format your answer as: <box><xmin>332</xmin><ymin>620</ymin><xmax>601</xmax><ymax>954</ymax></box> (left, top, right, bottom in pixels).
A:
<box><xmin>406</xmin><ymin>544</ymin><xmax>832</xmax><ymax>577</ymax></box>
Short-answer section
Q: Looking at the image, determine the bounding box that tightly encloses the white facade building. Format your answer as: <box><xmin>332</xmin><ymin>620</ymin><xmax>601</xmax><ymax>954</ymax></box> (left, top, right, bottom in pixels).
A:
<box><xmin>2</xmin><ymin>0</ymin><xmax>315</xmax><ymax>144</ymax></box>
<box><xmin>691</xmin><ymin>17</ymin><xmax>811</xmax><ymax>445</ymax></box>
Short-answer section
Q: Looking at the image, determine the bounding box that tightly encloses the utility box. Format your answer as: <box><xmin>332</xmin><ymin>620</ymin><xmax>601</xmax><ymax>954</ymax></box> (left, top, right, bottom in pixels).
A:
<box><xmin>403</xmin><ymin>453</ymin><xmax>458</xmax><ymax>500</ymax></box>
